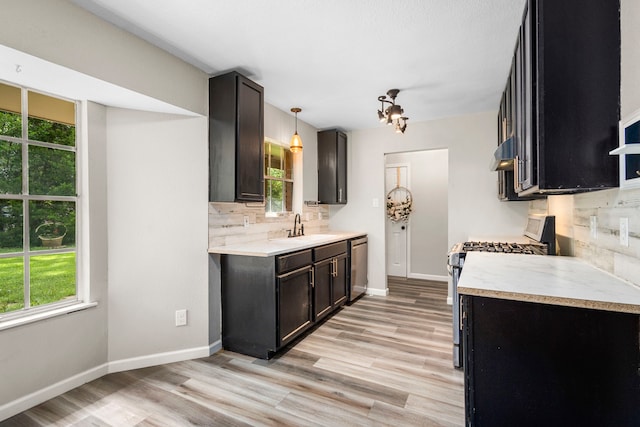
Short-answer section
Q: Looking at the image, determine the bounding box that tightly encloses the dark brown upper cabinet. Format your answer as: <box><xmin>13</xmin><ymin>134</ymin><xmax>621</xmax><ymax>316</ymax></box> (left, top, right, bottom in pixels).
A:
<box><xmin>318</xmin><ymin>129</ymin><xmax>347</xmax><ymax>204</ymax></box>
<box><xmin>496</xmin><ymin>0</ymin><xmax>620</xmax><ymax>197</ymax></box>
<box><xmin>209</xmin><ymin>71</ymin><xmax>264</xmax><ymax>202</ymax></box>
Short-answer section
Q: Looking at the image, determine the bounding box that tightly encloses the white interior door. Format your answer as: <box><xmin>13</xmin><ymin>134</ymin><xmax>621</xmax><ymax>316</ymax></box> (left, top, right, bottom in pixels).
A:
<box><xmin>386</xmin><ymin>164</ymin><xmax>409</xmax><ymax>277</ymax></box>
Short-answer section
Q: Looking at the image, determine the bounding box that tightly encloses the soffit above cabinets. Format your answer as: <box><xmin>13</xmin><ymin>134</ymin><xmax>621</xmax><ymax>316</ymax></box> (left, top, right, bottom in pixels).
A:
<box><xmin>0</xmin><ymin>44</ymin><xmax>199</xmax><ymax>116</ymax></box>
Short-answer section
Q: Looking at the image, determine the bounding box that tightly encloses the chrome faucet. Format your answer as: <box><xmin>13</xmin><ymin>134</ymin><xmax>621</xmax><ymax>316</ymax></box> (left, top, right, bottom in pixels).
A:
<box><xmin>290</xmin><ymin>213</ymin><xmax>304</xmax><ymax>237</ymax></box>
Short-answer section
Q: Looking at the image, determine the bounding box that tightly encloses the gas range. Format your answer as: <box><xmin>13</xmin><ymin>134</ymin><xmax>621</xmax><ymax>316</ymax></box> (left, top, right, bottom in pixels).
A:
<box><xmin>448</xmin><ymin>240</ymin><xmax>549</xmax><ymax>267</ymax></box>
<box><xmin>462</xmin><ymin>241</ymin><xmax>548</xmax><ymax>254</ymax></box>
<box><xmin>450</xmin><ymin>241</ymin><xmax>549</xmax><ymax>255</ymax></box>
<box><xmin>448</xmin><ymin>215</ymin><xmax>555</xmax><ymax>267</ymax></box>
<box><xmin>447</xmin><ymin>215</ymin><xmax>555</xmax><ymax>368</ymax></box>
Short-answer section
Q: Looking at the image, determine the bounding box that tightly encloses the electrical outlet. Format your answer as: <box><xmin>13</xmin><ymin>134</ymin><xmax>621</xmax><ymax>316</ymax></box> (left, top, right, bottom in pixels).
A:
<box><xmin>620</xmin><ymin>217</ymin><xmax>629</xmax><ymax>247</ymax></box>
<box><xmin>175</xmin><ymin>309</ymin><xmax>187</xmax><ymax>327</ymax></box>
<box><xmin>243</xmin><ymin>215</ymin><xmax>249</xmax><ymax>228</ymax></box>
<box><xmin>590</xmin><ymin>215</ymin><xmax>597</xmax><ymax>239</ymax></box>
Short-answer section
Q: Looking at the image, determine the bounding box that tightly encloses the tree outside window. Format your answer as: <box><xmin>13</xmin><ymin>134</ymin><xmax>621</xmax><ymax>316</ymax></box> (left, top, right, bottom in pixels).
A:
<box><xmin>0</xmin><ymin>82</ymin><xmax>77</xmax><ymax>315</ymax></box>
<box><xmin>264</xmin><ymin>140</ymin><xmax>293</xmax><ymax>213</ymax></box>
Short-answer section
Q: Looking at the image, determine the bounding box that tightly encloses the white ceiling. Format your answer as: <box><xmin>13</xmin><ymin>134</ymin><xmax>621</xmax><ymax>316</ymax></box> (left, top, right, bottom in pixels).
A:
<box><xmin>71</xmin><ymin>0</ymin><xmax>526</xmax><ymax>131</ymax></box>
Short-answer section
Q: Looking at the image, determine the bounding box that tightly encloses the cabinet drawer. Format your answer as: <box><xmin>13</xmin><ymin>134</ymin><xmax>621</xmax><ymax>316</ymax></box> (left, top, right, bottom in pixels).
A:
<box><xmin>276</xmin><ymin>249</ymin><xmax>312</xmax><ymax>274</ymax></box>
<box><xmin>314</xmin><ymin>241</ymin><xmax>347</xmax><ymax>261</ymax></box>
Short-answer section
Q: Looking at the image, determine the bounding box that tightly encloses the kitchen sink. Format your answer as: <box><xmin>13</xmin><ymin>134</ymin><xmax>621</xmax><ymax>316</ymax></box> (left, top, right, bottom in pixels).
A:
<box><xmin>270</xmin><ymin>234</ymin><xmax>339</xmax><ymax>243</ymax></box>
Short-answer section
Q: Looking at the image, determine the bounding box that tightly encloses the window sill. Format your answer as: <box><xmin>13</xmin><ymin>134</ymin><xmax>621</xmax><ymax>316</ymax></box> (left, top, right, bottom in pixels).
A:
<box><xmin>0</xmin><ymin>301</ymin><xmax>98</xmax><ymax>332</ymax></box>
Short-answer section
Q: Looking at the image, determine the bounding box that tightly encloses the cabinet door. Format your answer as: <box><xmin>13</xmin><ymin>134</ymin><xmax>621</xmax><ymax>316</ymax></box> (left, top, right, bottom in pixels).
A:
<box><xmin>464</xmin><ymin>296</ymin><xmax>640</xmax><ymax>426</ymax></box>
<box><xmin>313</xmin><ymin>260</ymin><xmax>333</xmax><ymax>321</ymax></box>
<box><xmin>519</xmin><ymin>2</ymin><xmax>536</xmax><ymax>192</ymax></box>
<box><xmin>277</xmin><ymin>266</ymin><xmax>313</xmax><ymax>346</ymax></box>
<box><xmin>236</xmin><ymin>76</ymin><xmax>264</xmax><ymax>202</ymax></box>
<box><xmin>336</xmin><ymin>131</ymin><xmax>347</xmax><ymax>204</ymax></box>
<box><xmin>318</xmin><ymin>130</ymin><xmax>347</xmax><ymax>204</ymax></box>
<box><xmin>332</xmin><ymin>255</ymin><xmax>348</xmax><ymax>307</ymax></box>
<box><xmin>514</xmin><ymin>30</ymin><xmax>525</xmax><ymax>193</ymax></box>
<box><xmin>318</xmin><ymin>131</ymin><xmax>337</xmax><ymax>204</ymax></box>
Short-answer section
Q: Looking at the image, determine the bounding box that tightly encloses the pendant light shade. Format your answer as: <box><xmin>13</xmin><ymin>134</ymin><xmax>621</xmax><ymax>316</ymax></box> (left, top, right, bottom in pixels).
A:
<box><xmin>290</xmin><ymin>107</ymin><xmax>303</xmax><ymax>153</ymax></box>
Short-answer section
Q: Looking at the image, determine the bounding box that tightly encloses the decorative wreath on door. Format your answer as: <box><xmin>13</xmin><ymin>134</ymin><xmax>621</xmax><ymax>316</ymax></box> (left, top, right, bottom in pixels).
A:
<box><xmin>386</xmin><ymin>186</ymin><xmax>413</xmax><ymax>223</ymax></box>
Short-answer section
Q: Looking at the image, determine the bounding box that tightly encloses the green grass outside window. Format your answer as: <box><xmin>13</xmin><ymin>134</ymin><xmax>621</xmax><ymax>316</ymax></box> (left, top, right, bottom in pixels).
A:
<box><xmin>0</xmin><ymin>253</ymin><xmax>76</xmax><ymax>313</ymax></box>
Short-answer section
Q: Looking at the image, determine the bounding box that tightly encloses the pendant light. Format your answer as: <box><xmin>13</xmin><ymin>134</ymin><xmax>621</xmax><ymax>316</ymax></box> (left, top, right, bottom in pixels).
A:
<box><xmin>376</xmin><ymin>89</ymin><xmax>409</xmax><ymax>134</ymax></box>
<box><xmin>290</xmin><ymin>107</ymin><xmax>303</xmax><ymax>153</ymax></box>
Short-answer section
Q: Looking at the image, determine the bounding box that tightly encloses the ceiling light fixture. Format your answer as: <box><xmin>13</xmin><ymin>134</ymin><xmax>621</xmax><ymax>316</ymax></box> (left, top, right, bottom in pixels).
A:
<box><xmin>377</xmin><ymin>89</ymin><xmax>409</xmax><ymax>134</ymax></box>
<box><xmin>290</xmin><ymin>107</ymin><xmax>303</xmax><ymax>153</ymax></box>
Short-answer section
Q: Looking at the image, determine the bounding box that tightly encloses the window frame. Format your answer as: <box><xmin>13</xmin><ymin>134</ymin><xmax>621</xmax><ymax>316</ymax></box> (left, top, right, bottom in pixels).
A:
<box><xmin>264</xmin><ymin>138</ymin><xmax>294</xmax><ymax>215</ymax></box>
<box><xmin>0</xmin><ymin>81</ymin><xmax>85</xmax><ymax>323</ymax></box>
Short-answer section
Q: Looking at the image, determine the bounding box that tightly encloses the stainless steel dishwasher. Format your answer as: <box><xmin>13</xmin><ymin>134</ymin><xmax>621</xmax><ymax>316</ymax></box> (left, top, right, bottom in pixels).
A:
<box><xmin>348</xmin><ymin>236</ymin><xmax>368</xmax><ymax>302</ymax></box>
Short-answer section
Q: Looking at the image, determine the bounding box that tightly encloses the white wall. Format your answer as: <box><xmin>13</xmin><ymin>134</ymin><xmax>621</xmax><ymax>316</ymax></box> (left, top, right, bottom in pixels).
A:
<box><xmin>106</xmin><ymin>109</ymin><xmax>209</xmax><ymax>364</ymax></box>
<box><xmin>330</xmin><ymin>112</ymin><xmax>530</xmax><ymax>294</ymax></box>
<box><xmin>0</xmin><ymin>0</ymin><xmax>210</xmax><ymax>418</ymax></box>
<box><xmin>0</xmin><ymin>102</ymin><xmax>109</xmax><ymax>416</ymax></box>
<box><xmin>386</xmin><ymin>150</ymin><xmax>449</xmax><ymax>279</ymax></box>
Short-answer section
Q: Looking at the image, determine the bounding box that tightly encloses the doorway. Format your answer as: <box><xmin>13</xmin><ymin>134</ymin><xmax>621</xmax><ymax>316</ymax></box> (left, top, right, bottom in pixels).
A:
<box><xmin>384</xmin><ymin>149</ymin><xmax>449</xmax><ymax>281</ymax></box>
<box><xmin>385</xmin><ymin>163</ymin><xmax>410</xmax><ymax>277</ymax></box>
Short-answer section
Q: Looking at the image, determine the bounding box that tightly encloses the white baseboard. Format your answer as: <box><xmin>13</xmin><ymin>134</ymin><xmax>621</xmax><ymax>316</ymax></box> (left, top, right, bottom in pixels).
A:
<box><xmin>209</xmin><ymin>339</ymin><xmax>222</xmax><ymax>355</ymax></box>
<box><xmin>408</xmin><ymin>273</ymin><xmax>448</xmax><ymax>282</ymax></box>
<box><xmin>0</xmin><ymin>363</ymin><xmax>108</xmax><ymax>422</ymax></box>
<box><xmin>366</xmin><ymin>287</ymin><xmax>389</xmax><ymax>296</ymax></box>
<box><xmin>1</xmin><ymin>343</ymin><xmax>219</xmax><ymax>422</ymax></box>
<box><xmin>108</xmin><ymin>345</ymin><xmax>212</xmax><ymax>374</ymax></box>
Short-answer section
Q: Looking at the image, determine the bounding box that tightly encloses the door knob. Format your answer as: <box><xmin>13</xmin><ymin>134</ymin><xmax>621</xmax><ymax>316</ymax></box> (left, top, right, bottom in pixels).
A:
<box><xmin>401</xmin><ymin>225</ymin><xmax>406</xmax><ymax>230</ymax></box>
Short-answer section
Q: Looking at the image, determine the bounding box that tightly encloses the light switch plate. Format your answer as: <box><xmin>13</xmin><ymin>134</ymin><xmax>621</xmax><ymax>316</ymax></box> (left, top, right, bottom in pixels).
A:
<box><xmin>620</xmin><ymin>217</ymin><xmax>629</xmax><ymax>247</ymax></box>
<box><xmin>372</xmin><ymin>198</ymin><xmax>379</xmax><ymax>208</ymax></box>
<box><xmin>590</xmin><ymin>216</ymin><xmax>597</xmax><ymax>239</ymax></box>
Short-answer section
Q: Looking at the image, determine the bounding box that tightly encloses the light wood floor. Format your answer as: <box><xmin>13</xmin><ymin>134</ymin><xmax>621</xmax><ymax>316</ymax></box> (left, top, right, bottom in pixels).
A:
<box><xmin>2</xmin><ymin>277</ymin><xmax>464</xmax><ymax>426</ymax></box>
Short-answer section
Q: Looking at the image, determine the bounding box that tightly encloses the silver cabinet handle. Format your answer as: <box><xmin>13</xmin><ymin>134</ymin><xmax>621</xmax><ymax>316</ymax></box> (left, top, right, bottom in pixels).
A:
<box><xmin>310</xmin><ymin>268</ymin><xmax>314</xmax><ymax>288</ymax></box>
<box><xmin>338</xmin><ymin>188</ymin><xmax>343</xmax><ymax>202</ymax></box>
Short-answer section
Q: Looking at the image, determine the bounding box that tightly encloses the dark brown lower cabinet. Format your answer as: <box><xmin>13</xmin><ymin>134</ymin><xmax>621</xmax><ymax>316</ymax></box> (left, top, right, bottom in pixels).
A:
<box><xmin>220</xmin><ymin>240</ymin><xmax>350</xmax><ymax>359</ymax></box>
<box><xmin>277</xmin><ymin>265</ymin><xmax>313</xmax><ymax>346</ymax></box>
<box><xmin>463</xmin><ymin>296</ymin><xmax>640</xmax><ymax>427</ymax></box>
<box><xmin>221</xmin><ymin>250</ymin><xmax>313</xmax><ymax>359</ymax></box>
<box><xmin>332</xmin><ymin>255</ymin><xmax>348</xmax><ymax>306</ymax></box>
<box><xmin>313</xmin><ymin>258</ymin><xmax>333</xmax><ymax>321</ymax></box>
<box><xmin>313</xmin><ymin>241</ymin><xmax>348</xmax><ymax>321</ymax></box>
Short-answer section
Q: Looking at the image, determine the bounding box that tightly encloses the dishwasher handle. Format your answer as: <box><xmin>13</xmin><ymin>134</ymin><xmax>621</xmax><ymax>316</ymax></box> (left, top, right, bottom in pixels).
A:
<box><xmin>351</xmin><ymin>236</ymin><xmax>368</xmax><ymax>247</ymax></box>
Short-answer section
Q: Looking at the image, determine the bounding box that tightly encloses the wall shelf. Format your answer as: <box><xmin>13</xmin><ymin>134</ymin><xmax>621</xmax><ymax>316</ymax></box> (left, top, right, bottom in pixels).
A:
<box><xmin>611</xmin><ymin>108</ymin><xmax>640</xmax><ymax>189</ymax></box>
<box><xmin>609</xmin><ymin>145</ymin><xmax>640</xmax><ymax>155</ymax></box>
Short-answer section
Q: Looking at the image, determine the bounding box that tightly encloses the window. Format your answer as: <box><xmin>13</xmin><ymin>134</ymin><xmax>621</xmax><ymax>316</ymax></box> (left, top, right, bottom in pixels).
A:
<box><xmin>0</xmin><ymin>81</ymin><xmax>78</xmax><ymax>317</ymax></box>
<box><xmin>264</xmin><ymin>140</ymin><xmax>293</xmax><ymax>213</ymax></box>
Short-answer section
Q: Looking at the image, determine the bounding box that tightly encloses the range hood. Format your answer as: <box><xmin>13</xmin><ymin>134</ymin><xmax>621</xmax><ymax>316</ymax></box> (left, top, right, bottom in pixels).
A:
<box><xmin>490</xmin><ymin>136</ymin><xmax>515</xmax><ymax>171</ymax></box>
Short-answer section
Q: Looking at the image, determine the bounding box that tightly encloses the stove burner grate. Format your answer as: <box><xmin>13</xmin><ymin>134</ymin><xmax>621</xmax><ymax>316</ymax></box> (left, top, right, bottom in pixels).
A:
<box><xmin>461</xmin><ymin>241</ymin><xmax>547</xmax><ymax>255</ymax></box>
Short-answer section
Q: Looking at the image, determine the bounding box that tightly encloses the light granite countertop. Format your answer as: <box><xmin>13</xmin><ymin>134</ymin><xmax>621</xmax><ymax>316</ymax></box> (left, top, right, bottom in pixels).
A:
<box><xmin>457</xmin><ymin>252</ymin><xmax>640</xmax><ymax>314</ymax></box>
<box><xmin>208</xmin><ymin>231</ymin><xmax>366</xmax><ymax>257</ymax></box>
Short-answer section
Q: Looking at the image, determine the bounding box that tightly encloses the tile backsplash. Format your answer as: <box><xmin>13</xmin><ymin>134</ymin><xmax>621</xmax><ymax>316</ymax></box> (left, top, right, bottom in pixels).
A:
<box><xmin>534</xmin><ymin>187</ymin><xmax>640</xmax><ymax>286</ymax></box>
<box><xmin>208</xmin><ymin>202</ymin><xmax>331</xmax><ymax>248</ymax></box>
